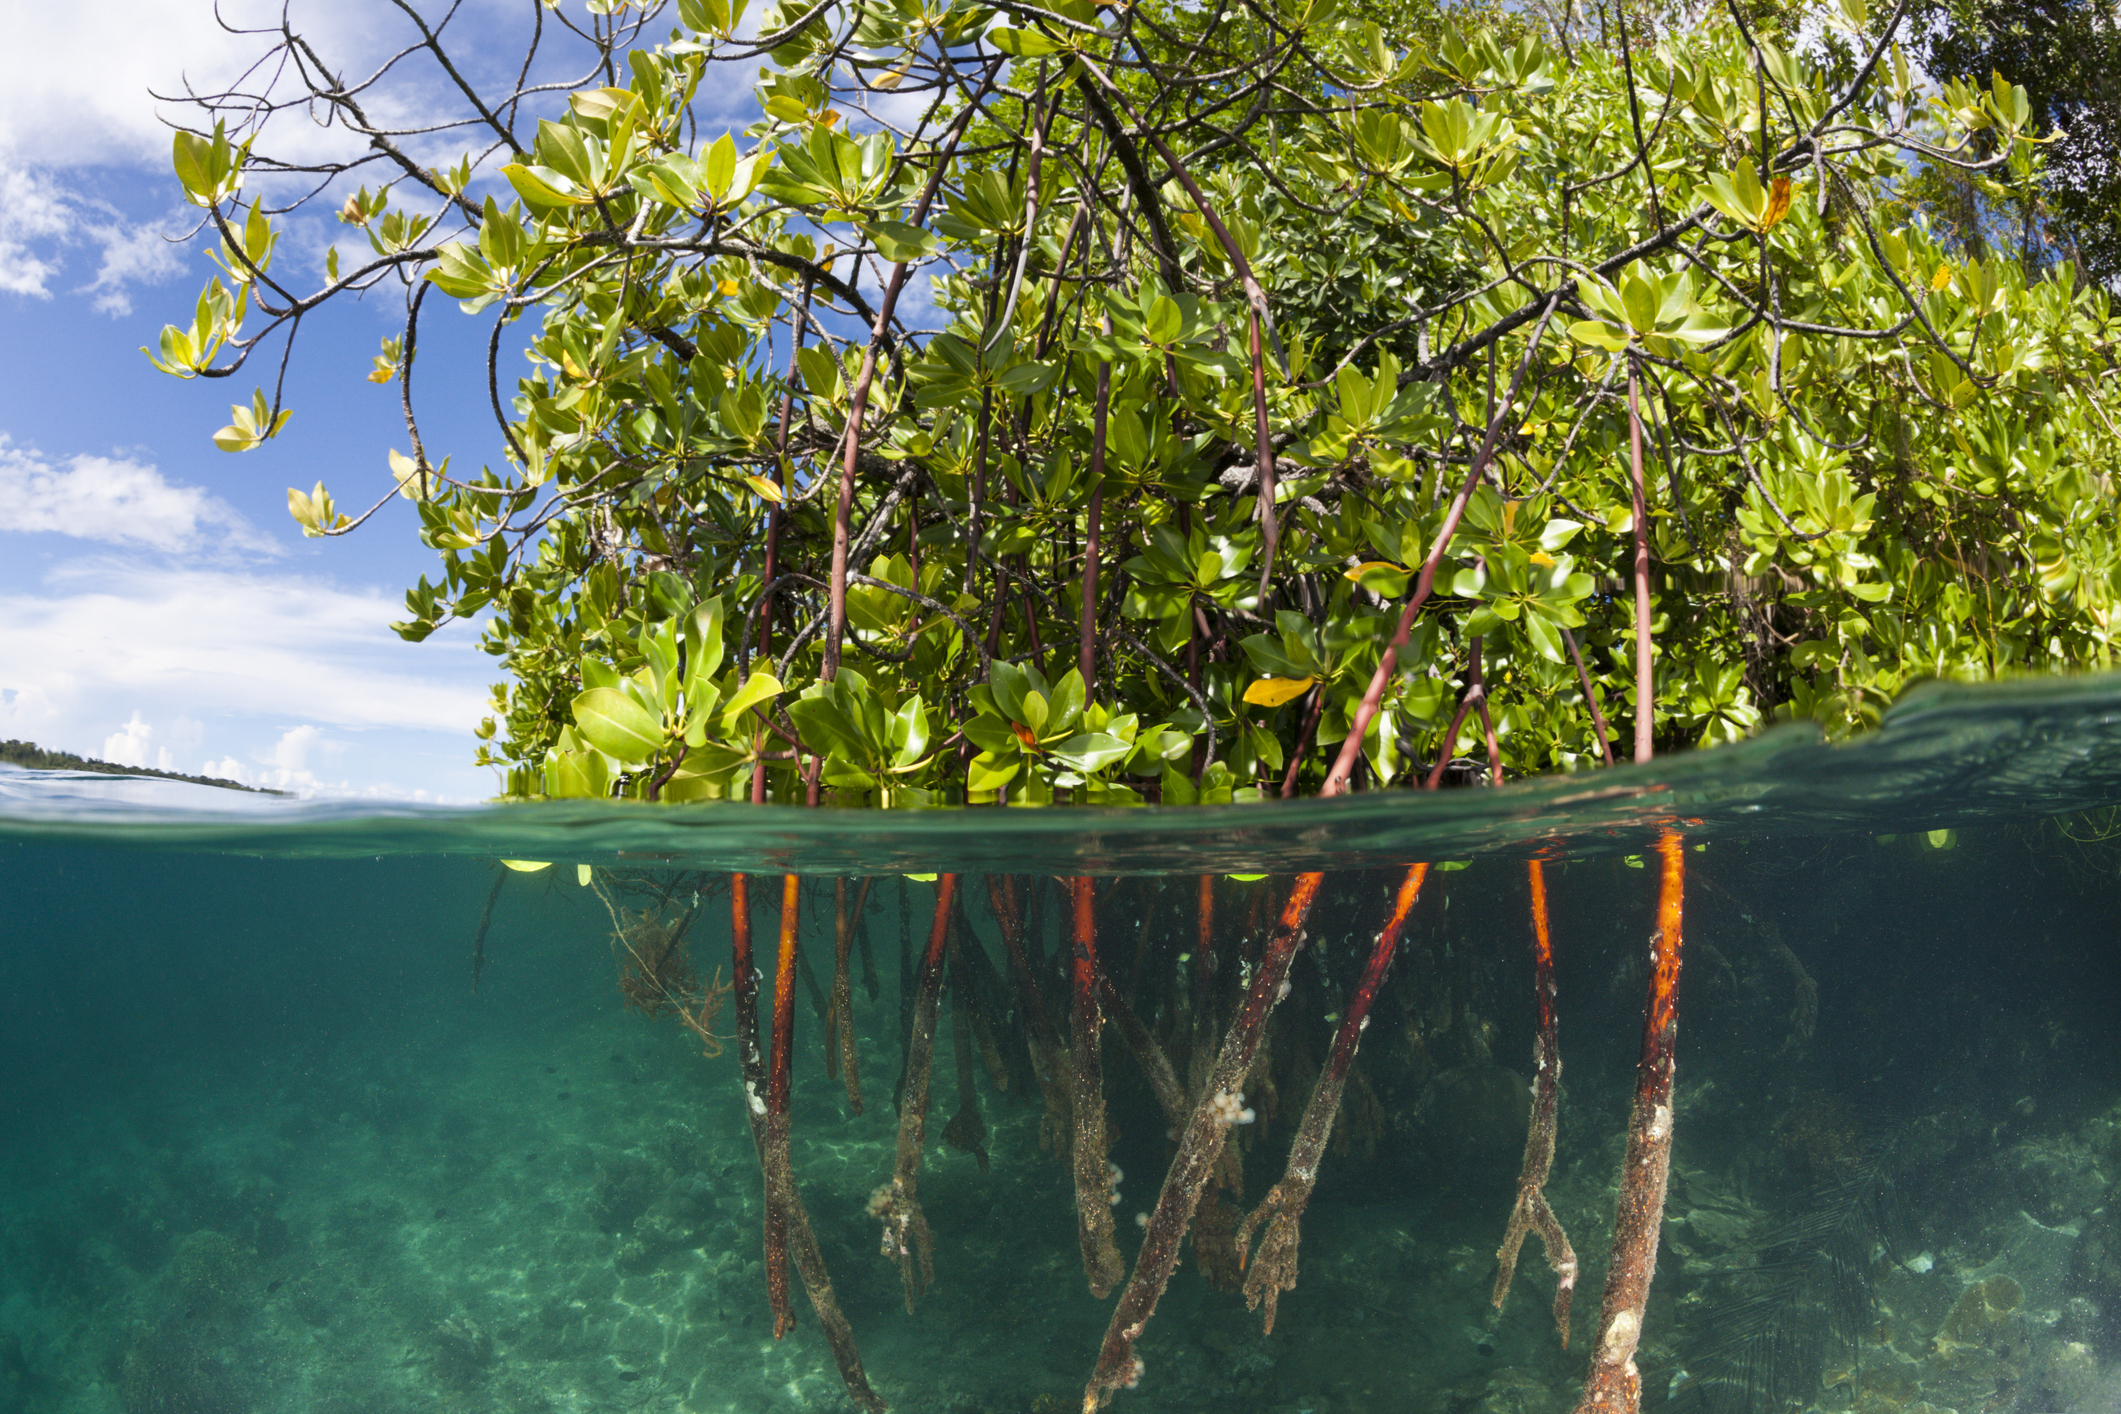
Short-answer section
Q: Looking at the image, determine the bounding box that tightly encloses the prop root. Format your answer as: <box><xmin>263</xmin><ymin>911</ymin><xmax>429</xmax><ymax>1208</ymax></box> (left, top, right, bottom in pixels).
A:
<box><xmin>1083</xmin><ymin>871</ymin><xmax>1325</xmax><ymax>1409</ymax></box>
<box><xmin>873</xmin><ymin>874</ymin><xmax>956</xmax><ymax>1310</ymax></box>
<box><xmin>470</xmin><ymin>869</ymin><xmax>507</xmax><ymax>993</ymax></box>
<box><xmin>1237</xmin><ymin>863</ymin><xmax>1430</xmax><ymax>1333</ymax></box>
<box><xmin>1492</xmin><ymin>858</ymin><xmax>1579</xmax><ymax>1345</ymax></box>
<box><xmin>1570</xmin><ymin>832</ymin><xmax>1686</xmax><ymax>1414</ymax></box>
<box><xmin>733</xmin><ymin>874</ymin><xmax>888</xmax><ymax>1413</ymax></box>
<box><xmin>1069</xmin><ymin>877</ymin><xmax>1126</xmax><ymax>1298</ymax></box>
<box><xmin>826</xmin><ymin>877</ymin><xmax>872</xmax><ymax>1112</ymax></box>
<box><xmin>944</xmin><ymin>917</ymin><xmax>991</xmax><ymax>1172</ymax></box>
<box><xmin>987</xmin><ymin>874</ymin><xmax>1073</xmax><ymax>1151</ymax></box>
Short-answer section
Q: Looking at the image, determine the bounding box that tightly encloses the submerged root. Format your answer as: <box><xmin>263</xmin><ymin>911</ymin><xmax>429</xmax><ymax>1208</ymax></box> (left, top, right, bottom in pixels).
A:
<box><xmin>1571</xmin><ymin>832</ymin><xmax>1687</xmax><ymax>1414</ymax></box>
<box><xmin>944</xmin><ymin>929</ymin><xmax>990</xmax><ymax>1173</ymax></box>
<box><xmin>827</xmin><ymin>877</ymin><xmax>870</xmax><ymax>1113</ymax></box>
<box><xmin>988</xmin><ymin>874</ymin><xmax>1073</xmax><ymax>1154</ymax></box>
<box><xmin>1069</xmin><ymin>877</ymin><xmax>1125</xmax><ymax>1298</ymax></box>
<box><xmin>1493</xmin><ymin>858</ymin><xmax>1578</xmax><ymax>1347</ymax></box>
<box><xmin>718</xmin><ymin>874</ymin><xmax>887</xmax><ymax>1410</ymax></box>
<box><xmin>1237</xmin><ymin>863</ymin><xmax>1430</xmax><ymax>1335</ymax></box>
<box><xmin>878</xmin><ymin>874</ymin><xmax>957</xmax><ymax>1310</ymax></box>
<box><xmin>1083</xmin><ymin>871</ymin><xmax>1325</xmax><ymax>1409</ymax></box>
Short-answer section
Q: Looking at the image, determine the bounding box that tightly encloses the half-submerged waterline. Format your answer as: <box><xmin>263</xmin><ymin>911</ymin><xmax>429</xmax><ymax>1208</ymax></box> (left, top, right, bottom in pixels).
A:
<box><xmin>5</xmin><ymin>684</ymin><xmax>2121</xmax><ymax>1414</ymax></box>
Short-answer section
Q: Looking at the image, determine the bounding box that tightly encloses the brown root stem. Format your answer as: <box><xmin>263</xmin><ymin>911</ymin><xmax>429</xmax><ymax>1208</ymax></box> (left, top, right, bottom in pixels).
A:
<box><xmin>1570</xmin><ymin>832</ymin><xmax>1686</xmax><ymax>1414</ymax></box>
<box><xmin>1492</xmin><ymin>858</ymin><xmax>1579</xmax><ymax>1347</ymax></box>
<box><xmin>1083</xmin><ymin>871</ymin><xmax>1325</xmax><ymax>1409</ymax></box>
<box><xmin>1069</xmin><ymin>877</ymin><xmax>1126</xmax><ymax>1298</ymax></box>
<box><xmin>872</xmin><ymin>874</ymin><xmax>956</xmax><ymax>1311</ymax></box>
<box><xmin>1237</xmin><ymin>864</ymin><xmax>1430</xmax><ymax>1334</ymax></box>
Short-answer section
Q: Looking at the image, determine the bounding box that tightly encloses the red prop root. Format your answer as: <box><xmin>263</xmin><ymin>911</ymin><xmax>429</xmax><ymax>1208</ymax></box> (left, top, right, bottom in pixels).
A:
<box><xmin>1237</xmin><ymin>863</ymin><xmax>1431</xmax><ymax>1333</ymax></box>
<box><xmin>733</xmin><ymin>874</ymin><xmax>887</xmax><ymax>1412</ymax></box>
<box><xmin>1570</xmin><ymin>832</ymin><xmax>1686</xmax><ymax>1414</ymax></box>
<box><xmin>1492</xmin><ymin>858</ymin><xmax>1579</xmax><ymax>1346</ymax></box>
<box><xmin>1069</xmin><ymin>876</ymin><xmax>1126</xmax><ymax>1297</ymax></box>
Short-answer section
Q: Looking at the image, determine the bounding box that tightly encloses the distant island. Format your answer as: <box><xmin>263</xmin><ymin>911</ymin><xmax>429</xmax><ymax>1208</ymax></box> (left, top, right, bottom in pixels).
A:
<box><xmin>0</xmin><ymin>739</ymin><xmax>287</xmax><ymax>795</ymax></box>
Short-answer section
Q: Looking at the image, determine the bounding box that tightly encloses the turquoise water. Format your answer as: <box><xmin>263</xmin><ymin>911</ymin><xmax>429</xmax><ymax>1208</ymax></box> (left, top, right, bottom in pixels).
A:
<box><xmin>2</xmin><ymin>676</ymin><xmax>2120</xmax><ymax>1414</ymax></box>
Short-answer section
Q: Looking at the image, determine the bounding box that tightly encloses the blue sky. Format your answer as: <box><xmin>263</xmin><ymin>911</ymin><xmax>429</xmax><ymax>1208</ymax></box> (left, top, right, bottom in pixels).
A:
<box><xmin>0</xmin><ymin>0</ymin><xmax>943</xmax><ymax>799</ymax></box>
<box><xmin>0</xmin><ymin>0</ymin><xmax>587</xmax><ymax>799</ymax></box>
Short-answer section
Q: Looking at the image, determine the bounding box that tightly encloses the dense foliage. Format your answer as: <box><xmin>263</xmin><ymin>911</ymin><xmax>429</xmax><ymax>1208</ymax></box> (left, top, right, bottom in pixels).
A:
<box><xmin>1917</xmin><ymin>0</ymin><xmax>2121</xmax><ymax>281</ymax></box>
<box><xmin>153</xmin><ymin>0</ymin><xmax>2121</xmax><ymax>805</ymax></box>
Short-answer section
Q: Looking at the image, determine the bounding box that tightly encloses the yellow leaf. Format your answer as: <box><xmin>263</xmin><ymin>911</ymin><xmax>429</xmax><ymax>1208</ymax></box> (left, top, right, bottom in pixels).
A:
<box><xmin>1931</xmin><ymin>262</ymin><xmax>1955</xmax><ymax>292</ymax></box>
<box><xmin>1530</xmin><ymin>551</ymin><xmax>1556</xmax><ymax>567</ymax></box>
<box><xmin>1345</xmin><ymin>560</ymin><xmax>1403</xmax><ymax>581</ymax></box>
<box><xmin>1244</xmin><ymin>675</ymin><xmax>1316</xmax><ymax>707</ymax></box>
<box><xmin>500</xmin><ymin>859</ymin><xmax>554</xmax><ymax>872</ymax></box>
<box><xmin>719</xmin><ymin>279</ymin><xmax>742</xmax><ymax>297</ymax></box>
<box><xmin>389</xmin><ymin>448</ymin><xmax>429</xmax><ymax>500</ymax></box>
<box><xmin>743</xmin><ymin>473</ymin><xmax>784</xmax><ymax>503</ymax></box>
<box><xmin>1759</xmin><ymin>176</ymin><xmax>1793</xmax><ymax>231</ymax></box>
<box><xmin>576</xmin><ymin>864</ymin><xmax>594</xmax><ymax>886</ymax></box>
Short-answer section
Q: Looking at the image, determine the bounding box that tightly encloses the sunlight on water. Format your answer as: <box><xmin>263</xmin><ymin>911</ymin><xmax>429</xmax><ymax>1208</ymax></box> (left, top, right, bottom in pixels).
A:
<box><xmin>2</xmin><ymin>676</ymin><xmax>2120</xmax><ymax>1414</ymax></box>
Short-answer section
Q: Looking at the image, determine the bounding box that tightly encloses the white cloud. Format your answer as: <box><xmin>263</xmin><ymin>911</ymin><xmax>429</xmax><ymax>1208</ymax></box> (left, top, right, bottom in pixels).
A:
<box><xmin>0</xmin><ymin>0</ymin><xmax>499</xmax><ymax>315</ymax></box>
<box><xmin>84</xmin><ymin>220</ymin><xmax>189</xmax><ymax>315</ymax></box>
<box><xmin>198</xmin><ymin>723</ymin><xmax>348</xmax><ymax>794</ymax></box>
<box><xmin>2</xmin><ymin>1</ymin><xmax>339</xmax><ymax>170</ymax></box>
<box><xmin>0</xmin><ymin>561</ymin><xmax>495</xmax><ymax>797</ymax></box>
<box><xmin>0</xmin><ymin>163</ymin><xmax>72</xmax><ymax>298</ymax></box>
<box><xmin>0</xmin><ymin>436</ymin><xmax>279</xmax><ymax>554</ymax></box>
<box><xmin>0</xmin><ymin>158</ymin><xmax>193</xmax><ymax>313</ymax></box>
<box><xmin>102</xmin><ymin>709</ymin><xmax>161</xmax><ymax>768</ymax></box>
<box><xmin>0</xmin><ymin>561</ymin><xmax>491</xmax><ymax>736</ymax></box>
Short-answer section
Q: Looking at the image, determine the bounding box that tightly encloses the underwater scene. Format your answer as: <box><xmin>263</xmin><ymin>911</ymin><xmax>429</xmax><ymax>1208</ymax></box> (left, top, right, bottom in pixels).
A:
<box><xmin>3</xmin><ymin>679</ymin><xmax>2121</xmax><ymax>1414</ymax></box>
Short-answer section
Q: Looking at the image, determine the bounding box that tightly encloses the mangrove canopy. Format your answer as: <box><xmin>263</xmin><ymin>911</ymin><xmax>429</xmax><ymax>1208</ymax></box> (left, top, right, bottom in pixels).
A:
<box><xmin>151</xmin><ymin>0</ymin><xmax>2121</xmax><ymax>804</ymax></box>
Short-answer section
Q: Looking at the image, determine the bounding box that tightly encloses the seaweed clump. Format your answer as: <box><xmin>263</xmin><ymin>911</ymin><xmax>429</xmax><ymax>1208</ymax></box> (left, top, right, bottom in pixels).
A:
<box><xmin>596</xmin><ymin>879</ymin><xmax>730</xmax><ymax>1056</ymax></box>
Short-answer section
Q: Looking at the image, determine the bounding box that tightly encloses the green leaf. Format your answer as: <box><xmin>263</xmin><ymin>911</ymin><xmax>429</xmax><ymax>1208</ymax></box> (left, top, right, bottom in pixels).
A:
<box><xmin>987</xmin><ymin>25</ymin><xmax>1061</xmax><ymax>55</ymax></box>
<box><xmin>678</xmin><ymin>0</ymin><xmax>733</xmax><ymax>34</ymax></box>
<box><xmin>865</xmin><ymin>220</ymin><xmax>941</xmax><ymax>263</ymax></box>
<box><xmin>684</xmin><ymin>597</ymin><xmax>726</xmax><ymax>689</ymax></box>
<box><xmin>550</xmin><ymin>749</ymin><xmax>612</xmax><ymax>799</ymax></box>
<box><xmin>1047</xmin><ymin>669</ymin><xmax>1087</xmax><ymax>737</ymax></box>
<box><xmin>703</xmin><ymin>133</ymin><xmax>738</xmax><ymax>203</ymax></box>
<box><xmin>989</xmin><ymin>660</ymin><xmax>1030</xmax><ymax>723</ymax></box>
<box><xmin>996</xmin><ymin>360</ymin><xmax>1058</xmax><ymax>395</ymax></box>
<box><xmin>967</xmin><ymin>751</ymin><xmax>1021</xmax><ymax>792</ymax></box>
<box><xmin>1347</xmin><ymin>560</ymin><xmax>1411</xmax><ymax>597</ymax></box>
<box><xmin>788</xmin><ymin>694</ymin><xmax>870</xmax><ymax>764</ymax></box>
<box><xmin>1568</xmin><ymin>320</ymin><xmax>1633</xmax><ymax>351</ymax></box>
<box><xmin>573</xmin><ymin>686</ymin><xmax>665</xmax><ymax>767</ymax></box>
<box><xmin>890</xmin><ymin>695</ymin><xmax>930</xmax><ymax>766</ymax></box>
<box><xmin>963</xmin><ymin>714</ymin><xmax>1023</xmax><ymax>755</ymax></box>
<box><xmin>1538</xmin><ymin>519</ymin><xmax>1585</xmax><ymax>552</ymax></box>
<box><xmin>1048</xmin><ymin>732</ymin><xmax>1132</xmax><ymax>773</ymax></box>
<box><xmin>720</xmin><ymin>669</ymin><xmax>784</xmax><ymax>729</ymax></box>
<box><xmin>502</xmin><ymin>163</ymin><xmax>588</xmax><ymax>208</ymax></box>
<box><xmin>1521</xmin><ymin>611</ymin><xmax>1565</xmax><ymax>663</ymax></box>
